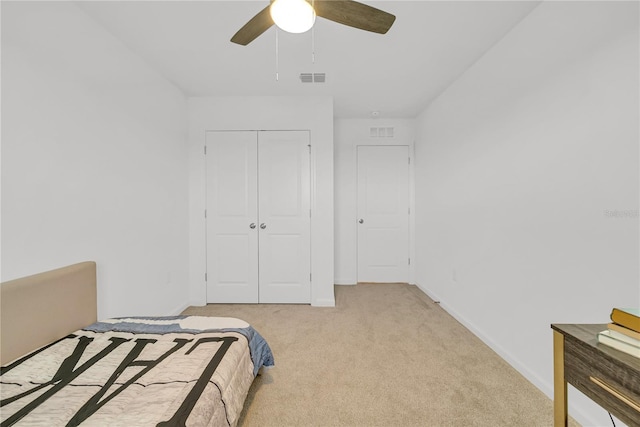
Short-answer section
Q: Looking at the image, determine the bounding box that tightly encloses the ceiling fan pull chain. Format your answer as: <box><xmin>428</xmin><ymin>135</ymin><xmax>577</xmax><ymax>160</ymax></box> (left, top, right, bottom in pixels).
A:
<box><xmin>311</xmin><ymin>23</ymin><xmax>315</xmax><ymax>64</ymax></box>
<box><xmin>311</xmin><ymin>0</ymin><xmax>315</xmax><ymax>64</ymax></box>
<box><xmin>275</xmin><ymin>26</ymin><xmax>279</xmax><ymax>81</ymax></box>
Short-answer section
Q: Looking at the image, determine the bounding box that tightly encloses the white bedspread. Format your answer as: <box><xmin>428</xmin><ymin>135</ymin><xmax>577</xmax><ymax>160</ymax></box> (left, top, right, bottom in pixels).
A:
<box><xmin>0</xmin><ymin>316</ymin><xmax>274</xmax><ymax>427</ymax></box>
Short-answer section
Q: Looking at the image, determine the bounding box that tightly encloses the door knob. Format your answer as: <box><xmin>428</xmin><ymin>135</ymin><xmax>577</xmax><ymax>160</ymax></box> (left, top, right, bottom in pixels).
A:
<box><xmin>359</xmin><ymin>219</ymin><xmax>364</xmax><ymax>224</ymax></box>
<box><xmin>260</xmin><ymin>223</ymin><xmax>267</xmax><ymax>229</ymax></box>
<box><xmin>250</xmin><ymin>223</ymin><xmax>256</xmax><ymax>229</ymax></box>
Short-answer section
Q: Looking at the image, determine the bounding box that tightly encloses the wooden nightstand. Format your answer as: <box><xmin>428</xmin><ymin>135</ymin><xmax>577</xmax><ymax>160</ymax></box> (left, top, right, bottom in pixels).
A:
<box><xmin>551</xmin><ymin>324</ymin><xmax>640</xmax><ymax>427</ymax></box>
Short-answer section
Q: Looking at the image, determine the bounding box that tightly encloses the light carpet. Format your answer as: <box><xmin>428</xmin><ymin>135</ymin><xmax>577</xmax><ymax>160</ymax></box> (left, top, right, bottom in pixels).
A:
<box><xmin>182</xmin><ymin>283</ymin><xmax>579</xmax><ymax>427</ymax></box>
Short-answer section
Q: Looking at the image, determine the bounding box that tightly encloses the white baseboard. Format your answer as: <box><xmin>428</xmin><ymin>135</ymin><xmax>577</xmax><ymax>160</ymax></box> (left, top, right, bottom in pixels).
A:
<box><xmin>414</xmin><ymin>283</ymin><xmax>601</xmax><ymax>427</ymax></box>
<box><xmin>415</xmin><ymin>283</ymin><xmax>441</xmax><ymax>303</ymax></box>
<box><xmin>334</xmin><ymin>279</ymin><xmax>356</xmax><ymax>285</ymax></box>
<box><xmin>312</xmin><ymin>298</ymin><xmax>335</xmax><ymax>307</ymax></box>
<box><xmin>170</xmin><ymin>301</ymin><xmax>191</xmax><ymax>316</ymax></box>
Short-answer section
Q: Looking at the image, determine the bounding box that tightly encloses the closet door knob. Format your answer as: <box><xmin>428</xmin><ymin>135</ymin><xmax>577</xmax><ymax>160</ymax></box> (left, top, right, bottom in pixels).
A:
<box><xmin>249</xmin><ymin>223</ymin><xmax>256</xmax><ymax>229</ymax></box>
<box><xmin>359</xmin><ymin>219</ymin><xmax>364</xmax><ymax>224</ymax></box>
<box><xmin>260</xmin><ymin>223</ymin><xmax>267</xmax><ymax>229</ymax></box>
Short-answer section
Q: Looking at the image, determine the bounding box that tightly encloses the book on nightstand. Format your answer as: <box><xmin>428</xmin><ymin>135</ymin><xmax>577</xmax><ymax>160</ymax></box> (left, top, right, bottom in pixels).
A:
<box><xmin>610</xmin><ymin>308</ymin><xmax>640</xmax><ymax>333</ymax></box>
<box><xmin>598</xmin><ymin>330</ymin><xmax>640</xmax><ymax>358</ymax></box>
<box><xmin>608</xmin><ymin>322</ymin><xmax>640</xmax><ymax>341</ymax></box>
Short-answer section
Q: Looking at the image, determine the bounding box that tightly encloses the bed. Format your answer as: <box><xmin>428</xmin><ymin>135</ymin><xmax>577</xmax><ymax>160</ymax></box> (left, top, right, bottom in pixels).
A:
<box><xmin>0</xmin><ymin>262</ymin><xmax>274</xmax><ymax>427</ymax></box>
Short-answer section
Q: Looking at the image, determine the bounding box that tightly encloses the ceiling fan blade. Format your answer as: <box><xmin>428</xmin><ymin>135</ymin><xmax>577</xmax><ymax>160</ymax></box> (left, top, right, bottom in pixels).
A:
<box><xmin>231</xmin><ymin>5</ymin><xmax>274</xmax><ymax>45</ymax></box>
<box><xmin>314</xmin><ymin>0</ymin><xmax>395</xmax><ymax>34</ymax></box>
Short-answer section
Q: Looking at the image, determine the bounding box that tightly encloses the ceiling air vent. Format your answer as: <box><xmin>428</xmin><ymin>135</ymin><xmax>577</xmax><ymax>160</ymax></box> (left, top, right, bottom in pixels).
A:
<box><xmin>300</xmin><ymin>73</ymin><xmax>326</xmax><ymax>83</ymax></box>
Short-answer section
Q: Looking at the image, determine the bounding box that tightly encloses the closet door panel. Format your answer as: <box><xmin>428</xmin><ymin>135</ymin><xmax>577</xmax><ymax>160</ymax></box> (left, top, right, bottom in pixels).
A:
<box><xmin>258</xmin><ymin>131</ymin><xmax>311</xmax><ymax>303</ymax></box>
<box><xmin>206</xmin><ymin>131</ymin><xmax>259</xmax><ymax>303</ymax></box>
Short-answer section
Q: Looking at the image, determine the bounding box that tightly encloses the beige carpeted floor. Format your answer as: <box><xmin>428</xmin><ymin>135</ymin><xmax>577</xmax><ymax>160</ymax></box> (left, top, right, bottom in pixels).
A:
<box><xmin>182</xmin><ymin>283</ymin><xmax>579</xmax><ymax>427</ymax></box>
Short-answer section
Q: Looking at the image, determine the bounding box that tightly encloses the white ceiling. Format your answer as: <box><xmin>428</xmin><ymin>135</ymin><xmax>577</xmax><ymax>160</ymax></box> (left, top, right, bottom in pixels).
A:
<box><xmin>76</xmin><ymin>0</ymin><xmax>541</xmax><ymax>118</ymax></box>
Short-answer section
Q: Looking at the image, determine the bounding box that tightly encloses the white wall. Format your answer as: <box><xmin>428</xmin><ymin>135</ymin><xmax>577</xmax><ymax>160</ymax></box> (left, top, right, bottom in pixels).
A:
<box><xmin>1</xmin><ymin>2</ymin><xmax>189</xmax><ymax>319</ymax></box>
<box><xmin>188</xmin><ymin>96</ymin><xmax>335</xmax><ymax>307</ymax></box>
<box><xmin>334</xmin><ymin>118</ymin><xmax>416</xmax><ymax>285</ymax></box>
<box><xmin>415</xmin><ymin>2</ymin><xmax>638</xmax><ymax>426</ymax></box>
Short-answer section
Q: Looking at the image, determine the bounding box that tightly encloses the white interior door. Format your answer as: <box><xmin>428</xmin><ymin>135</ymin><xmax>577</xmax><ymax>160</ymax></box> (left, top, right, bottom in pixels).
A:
<box><xmin>357</xmin><ymin>145</ymin><xmax>409</xmax><ymax>283</ymax></box>
<box><xmin>206</xmin><ymin>131</ymin><xmax>258</xmax><ymax>303</ymax></box>
<box><xmin>258</xmin><ymin>131</ymin><xmax>311</xmax><ymax>303</ymax></box>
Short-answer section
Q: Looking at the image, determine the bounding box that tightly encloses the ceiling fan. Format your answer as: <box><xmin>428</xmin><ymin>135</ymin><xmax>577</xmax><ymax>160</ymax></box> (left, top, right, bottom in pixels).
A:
<box><xmin>231</xmin><ymin>0</ymin><xmax>396</xmax><ymax>46</ymax></box>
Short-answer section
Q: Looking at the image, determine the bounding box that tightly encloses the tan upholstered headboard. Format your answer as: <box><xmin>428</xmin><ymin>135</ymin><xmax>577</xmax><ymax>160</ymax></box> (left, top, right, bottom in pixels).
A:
<box><xmin>0</xmin><ymin>261</ymin><xmax>97</xmax><ymax>365</ymax></box>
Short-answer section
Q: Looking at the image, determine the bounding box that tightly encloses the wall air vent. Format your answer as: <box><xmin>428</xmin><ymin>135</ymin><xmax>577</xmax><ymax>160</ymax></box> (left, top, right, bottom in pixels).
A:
<box><xmin>300</xmin><ymin>73</ymin><xmax>326</xmax><ymax>83</ymax></box>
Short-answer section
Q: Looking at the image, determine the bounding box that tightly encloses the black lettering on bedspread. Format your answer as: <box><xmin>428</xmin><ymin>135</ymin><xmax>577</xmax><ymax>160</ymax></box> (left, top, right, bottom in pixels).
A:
<box><xmin>0</xmin><ymin>335</ymin><xmax>77</xmax><ymax>376</ymax></box>
<box><xmin>1</xmin><ymin>336</ymin><xmax>194</xmax><ymax>427</ymax></box>
<box><xmin>1</xmin><ymin>335</ymin><xmax>240</xmax><ymax>427</ymax></box>
<box><xmin>0</xmin><ymin>335</ymin><xmax>126</xmax><ymax>426</ymax></box>
<box><xmin>67</xmin><ymin>338</ymin><xmax>192</xmax><ymax>426</ymax></box>
<box><xmin>156</xmin><ymin>336</ymin><xmax>238</xmax><ymax>427</ymax></box>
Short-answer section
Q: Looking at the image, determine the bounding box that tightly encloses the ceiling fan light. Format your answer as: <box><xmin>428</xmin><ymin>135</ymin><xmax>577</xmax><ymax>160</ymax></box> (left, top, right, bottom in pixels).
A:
<box><xmin>270</xmin><ymin>0</ymin><xmax>316</xmax><ymax>34</ymax></box>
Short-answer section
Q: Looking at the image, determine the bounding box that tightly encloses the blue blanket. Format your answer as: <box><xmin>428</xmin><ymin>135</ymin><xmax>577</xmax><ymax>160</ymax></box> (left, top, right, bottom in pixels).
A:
<box><xmin>84</xmin><ymin>316</ymin><xmax>274</xmax><ymax>376</ymax></box>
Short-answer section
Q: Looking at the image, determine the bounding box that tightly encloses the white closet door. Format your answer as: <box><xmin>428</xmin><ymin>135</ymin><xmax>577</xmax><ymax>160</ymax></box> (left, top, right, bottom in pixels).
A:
<box><xmin>206</xmin><ymin>131</ymin><xmax>259</xmax><ymax>303</ymax></box>
<box><xmin>258</xmin><ymin>131</ymin><xmax>311</xmax><ymax>303</ymax></box>
<box><xmin>357</xmin><ymin>145</ymin><xmax>409</xmax><ymax>283</ymax></box>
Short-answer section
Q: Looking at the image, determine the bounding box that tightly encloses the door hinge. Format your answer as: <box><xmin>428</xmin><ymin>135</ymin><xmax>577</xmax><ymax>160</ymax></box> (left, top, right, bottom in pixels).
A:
<box><xmin>408</xmin><ymin>258</ymin><xmax>411</xmax><ymax>265</ymax></box>
<box><xmin>310</xmin><ymin>273</ymin><xmax>312</xmax><ymax>282</ymax></box>
<box><xmin>204</xmin><ymin>145</ymin><xmax>207</xmax><ymax>155</ymax></box>
<box><xmin>309</xmin><ymin>209</ymin><xmax>312</xmax><ymax>218</ymax></box>
<box><xmin>308</xmin><ymin>144</ymin><xmax>311</xmax><ymax>153</ymax></box>
<box><xmin>204</xmin><ymin>209</ymin><xmax>207</xmax><ymax>218</ymax></box>
<box><xmin>408</xmin><ymin>157</ymin><xmax>410</xmax><ymax>164</ymax></box>
<box><xmin>205</xmin><ymin>272</ymin><xmax>208</xmax><ymax>281</ymax></box>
